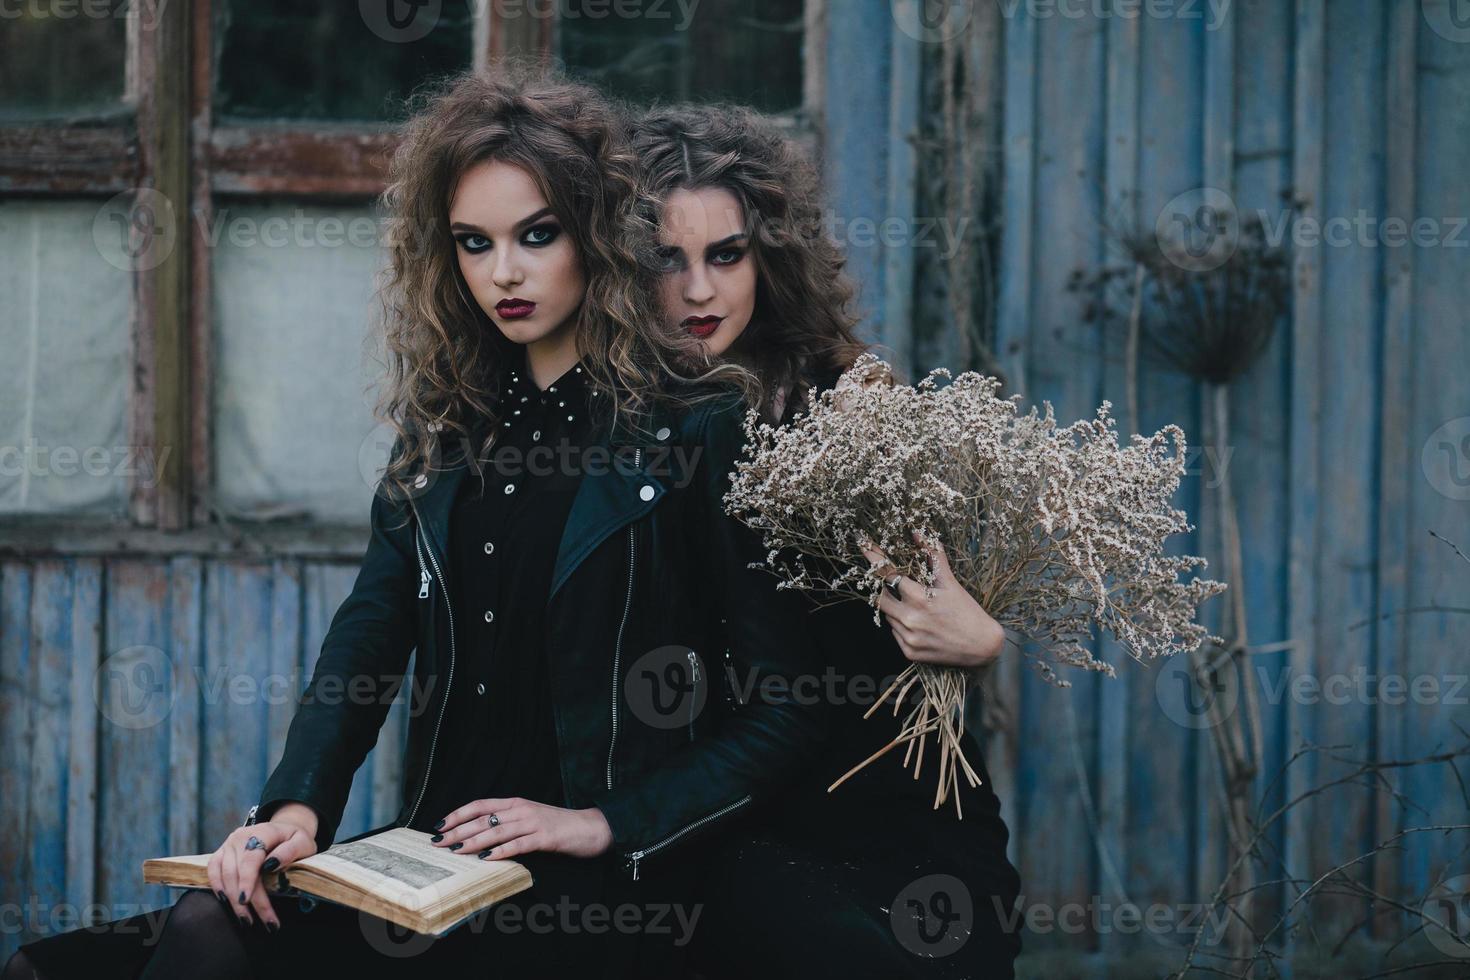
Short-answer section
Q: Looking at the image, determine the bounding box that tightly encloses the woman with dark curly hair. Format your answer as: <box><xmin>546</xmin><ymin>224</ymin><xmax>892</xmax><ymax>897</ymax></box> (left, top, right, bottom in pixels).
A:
<box><xmin>5</xmin><ymin>68</ymin><xmax>824</xmax><ymax>980</ymax></box>
<box><xmin>632</xmin><ymin>103</ymin><xmax>1024</xmax><ymax>979</ymax></box>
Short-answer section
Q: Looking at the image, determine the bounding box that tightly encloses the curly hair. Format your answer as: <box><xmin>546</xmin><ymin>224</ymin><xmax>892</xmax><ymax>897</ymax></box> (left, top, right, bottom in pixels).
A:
<box><xmin>631</xmin><ymin>103</ymin><xmax>871</xmax><ymax>421</ymax></box>
<box><xmin>373</xmin><ymin>63</ymin><xmax>726</xmax><ymax>502</ymax></box>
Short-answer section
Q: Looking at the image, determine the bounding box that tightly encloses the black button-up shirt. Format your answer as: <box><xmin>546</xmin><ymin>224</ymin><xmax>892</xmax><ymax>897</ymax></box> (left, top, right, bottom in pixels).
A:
<box><xmin>443</xmin><ymin>352</ymin><xmax>597</xmax><ymax>808</ymax></box>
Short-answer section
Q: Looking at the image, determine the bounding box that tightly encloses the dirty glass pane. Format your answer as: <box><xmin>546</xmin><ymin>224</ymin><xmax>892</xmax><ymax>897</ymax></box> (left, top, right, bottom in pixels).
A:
<box><xmin>0</xmin><ymin>199</ymin><xmax>131</xmax><ymax>516</ymax></box>
<box><xmin>0</xmin><ymin>3</ymin><xmax>128</xmax><ymax>122</ymax></box>
<box><xmin>557</xmin><ymin>0</ymin><xmax>803</xmax><ymax>113</ymax></box>
<box><xmin>211</xmin><ymin>202</ymin><xmax>386</xmax><ymax>524</ymax></box>
<box><xmin>215</xmin><ymin>0</ymin><xmax>474</xmax><ymax>123</ymax></box>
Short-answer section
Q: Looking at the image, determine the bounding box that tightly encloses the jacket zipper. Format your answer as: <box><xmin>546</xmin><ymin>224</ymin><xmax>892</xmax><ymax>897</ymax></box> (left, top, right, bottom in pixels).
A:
<box><xmin>627</xmin><ymin>794</ymin><xmax>752</xmax><ymax>881</ymax></box>
<box><xmin>407</xmin><ymin>507</ymin><xmax>456</xmax><ymax>829</ymax></box>
<box><xmin>606</xmin><ymin>447</ymin><xmax>642</xmax><ymax>790</ymax></box>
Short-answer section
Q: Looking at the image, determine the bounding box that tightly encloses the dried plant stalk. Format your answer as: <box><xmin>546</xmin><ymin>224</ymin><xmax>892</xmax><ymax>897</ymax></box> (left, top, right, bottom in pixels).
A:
<box><xmin>725</xmin><ymin>353</ymin><xmax>1227</xmax><ymax>811</ymax></box>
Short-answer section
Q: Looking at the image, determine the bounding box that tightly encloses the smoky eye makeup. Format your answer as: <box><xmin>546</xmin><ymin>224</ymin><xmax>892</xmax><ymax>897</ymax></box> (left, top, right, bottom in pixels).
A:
<box><xmin>522</xmin><ymin>222</ymin><xmax>562</xmax><ymax>247</ymax></box>
<box><xmin>453</xmin><ymin>232</ymin><xmax>491</xmax><ymax>254</ymax></box>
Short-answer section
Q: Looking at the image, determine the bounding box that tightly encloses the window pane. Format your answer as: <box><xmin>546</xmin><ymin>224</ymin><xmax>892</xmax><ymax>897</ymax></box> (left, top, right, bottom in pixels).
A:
<box><xmin>0</xmin><ymin>4</ymin><xmax>127</xmax><ymax>122</ymax></box>
<box><xmin>211</xmin><ymin>203</ymin><xmax>385</xmax><ymax>524</ymax></box>
<box><xmin>0</xmin><ymin>200</ymin><xmax>131</xmax><ymax>516</ymax></box>
<box><xmin>558</xmin><ymin>0</ymin><xmax>803</xmax><ymax>113</ymax></box>
<box><xmin>215</xmin><ymin>0</ymin><xmax>473</xmax><ymax>123</ymax></box>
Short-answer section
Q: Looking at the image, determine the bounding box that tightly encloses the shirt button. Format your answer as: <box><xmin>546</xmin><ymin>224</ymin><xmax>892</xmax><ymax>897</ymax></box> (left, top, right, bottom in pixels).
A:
<box><xmin>656</xmin><ymin>427</ymin><xmax>671</xmax><ymax>441</ymax></box>
<box><xmin>639</xmin><ymin>485</ymin><xmax>656</xmax><ymax>502</ymax></box>
<box><xmin>484</xmin><ymin>610</ymin><xmax>495</xmax><ymax>623</ymax></box>
<box><xmin>483</xmin><ymin>541</ymin><xmax>495</xmax><ymax>556</ymax></box>
<box><xmin>476</xmin><ymin>682</ymin><xmax>486</xmax><ymax>695</ymax></box>
<box><xmin>504</xmin><ymin>483</ymin><xmax>516</xmax><ymax>495</ymax></box>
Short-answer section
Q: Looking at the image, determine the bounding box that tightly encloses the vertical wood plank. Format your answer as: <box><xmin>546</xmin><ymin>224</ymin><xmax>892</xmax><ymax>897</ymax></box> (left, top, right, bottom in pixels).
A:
<box><xmin>0</xmin><ymin>562</ymin><xmax>33</xmax><ymax>961</ymax></box>
<box><xmin>1371</xmin><ymin>0</ymin><xmax>1417</xmax><ymax>923</ymax></box>
<box><xmin>1094</xmin><ymin>0</ymin><xmax>1143</xmax><ymax>958</ymax></box>
<box><xmin>881</xmin><ymin>0</ymin><xmax>922</xmax><ymax>381</ymax></box>
<box><xmin>991</xmin><ymin>0</ymin><xmax>1039</xmax><ymax>891</ymax></box>
<box><xmin>166</xmin><ymin>556</ymin><xmax>202</xmax><ymax>855</ymax></box>
<box><xmin>1283</xmin><ymin>0</ymin><xmax>1326</xmax><ymax>938</ymax></box>
<box><xmin>65</xmin><ymin>560</ymin><xmax>101</xmax><ymax>913</ymax></box>
<box><xmin>26</xmin><ymin>562</ymin><xmax>74</xmax><ymax>915</ymax></box>
<box><xmin>97</xmin><ymin>561</ymin><xmax>173</xmax><ymax>911</ymax></box>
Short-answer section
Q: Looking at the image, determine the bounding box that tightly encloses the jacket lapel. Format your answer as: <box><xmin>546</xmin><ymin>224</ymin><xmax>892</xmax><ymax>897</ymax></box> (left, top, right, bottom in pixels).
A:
<box><xmin>548</xmin><ymin>405</ymin><xmax>680</xmax><ymax>600</ymax></box>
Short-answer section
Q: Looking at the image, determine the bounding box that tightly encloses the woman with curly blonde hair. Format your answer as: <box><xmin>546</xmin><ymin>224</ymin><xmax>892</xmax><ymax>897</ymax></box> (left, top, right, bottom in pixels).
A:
<box><xmin>633</xmin><ymin>103</ymin><xmax>1023</xmax><ymax>978</ymax></box>
<box><xmin>6</xmin><ymin>68</ymin><xmax>822</xmax><ymax>980</ymax></box>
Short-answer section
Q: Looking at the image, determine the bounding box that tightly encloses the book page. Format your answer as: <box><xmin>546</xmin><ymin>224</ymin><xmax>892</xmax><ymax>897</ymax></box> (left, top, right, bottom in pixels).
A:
<box><xmin>292</xmin><ymin>827</ymin><xmax>517</xmax><ymax>912</ymax></box>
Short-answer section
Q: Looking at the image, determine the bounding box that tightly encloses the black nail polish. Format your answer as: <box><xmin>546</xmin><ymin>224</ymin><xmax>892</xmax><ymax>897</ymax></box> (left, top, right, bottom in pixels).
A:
<box><xmin>431</xmin><ymin>834</ymin><xmax>444</xmax><ymax>843</ymax></box>
<box><xmin>266</xmin><ymin>920</ymin><xmax>279</xmax><ymax>934</ymax></box>
<box><xmin>477</xmin><ymin>849</ymin><xmax>491</xmax><ymax>859</ymax></box>
<box><xmin>239</xmin><ymin>891</ymin><xmax>247</xmax><ymax>904</ymax></box>
<box><xmin>216</xmin><ymin>890</ymin><xmax>228</xmax><ymax>905</ymax></box>
<box><xmin>262</xmin><ymin>857</ymin><xmax>279</xmax><ymax>872</ymax></box>
<box><xmin>238</xmin><ymin>916</ymin><xmax>249</xmax><ymax>927</ymax></box>
<box><xmin>433</xmin><ymin>819</ymin><xmax>445</xmax><ymax>830</ymax></box>
<box><xmin>449</xmin><ymin>842</ymin><xmax>463</xmax><ymax>851</ymax></box>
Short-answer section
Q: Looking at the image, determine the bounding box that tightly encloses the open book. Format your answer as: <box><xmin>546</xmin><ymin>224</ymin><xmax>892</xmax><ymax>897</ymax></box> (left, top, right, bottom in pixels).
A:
<box><xmin>142</xmin><ymin>826</ymin><xmax>534</xmax><ymax>936</ymax></box>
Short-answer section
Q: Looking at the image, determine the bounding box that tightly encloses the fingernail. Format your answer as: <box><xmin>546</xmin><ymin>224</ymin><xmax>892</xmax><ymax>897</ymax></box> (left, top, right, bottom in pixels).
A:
<box><xmin>431</xmin><ymin>834</ymin><xmax>444</xmax><ymax>843</ymax></box>
<box><xmin>477</xmin><ymin>850</ymin><xmax>491</xmax><ymax>859</ymax></box>
<box><xmin>262</xmin><ymin>857</ymin><xmax>280</xmax><ymax>872</ymax></box>
<box><xmin>215</xmin><ymin>890</ymin><xmax>228</xmax><ymax>905</ymax></box>
<box><xmin>238</xmin><ymin>915</ymin><xmax>250</xmax><ymax>927</ymax></box>
<box><xmin>266</xmin><ymin>920</ymin><xmax>280</xmax><ymax>934</ymax></box>
<box><xmin>448</xmin><ymin>842</ymin><xmax>462</xmax><ymax>851</ymax></box>
<box><xmin>433</xmin><ymin>819</ymin><xmax>445</xmax><ymax>830</ymax></box>
<box><xmin>238</xmin><ymin>891</ymin><xmax>247</xmax><ymax>904</ymax></box>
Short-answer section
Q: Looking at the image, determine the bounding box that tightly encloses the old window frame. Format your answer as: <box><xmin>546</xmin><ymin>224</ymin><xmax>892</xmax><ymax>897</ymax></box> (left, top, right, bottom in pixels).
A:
<box><xmin>0</xmin><ymin>0</ymin><xmax>823</xmax><ymax>556</ymax></box>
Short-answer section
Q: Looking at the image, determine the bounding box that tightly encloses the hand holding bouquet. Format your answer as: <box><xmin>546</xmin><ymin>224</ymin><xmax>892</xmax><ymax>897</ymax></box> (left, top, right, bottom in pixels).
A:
<box><xmin>724</xmin><ymin>354</ymin><xmax>1226</xmax><ymax>814</ymax></box>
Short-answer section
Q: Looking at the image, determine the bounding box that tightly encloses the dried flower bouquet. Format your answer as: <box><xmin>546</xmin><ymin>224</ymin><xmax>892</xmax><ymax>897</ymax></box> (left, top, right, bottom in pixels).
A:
<box><xmin>724</xmin><ymin>354</ymin><xmax>1226</xmax><ymax>814</ymax></box>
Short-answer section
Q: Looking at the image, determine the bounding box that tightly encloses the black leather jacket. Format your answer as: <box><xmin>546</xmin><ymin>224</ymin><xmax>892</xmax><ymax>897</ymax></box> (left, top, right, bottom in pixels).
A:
<box><xmin>248</xmin><ymin>393</ymin><xmax>826</xmax><ymax>879</ymax></box>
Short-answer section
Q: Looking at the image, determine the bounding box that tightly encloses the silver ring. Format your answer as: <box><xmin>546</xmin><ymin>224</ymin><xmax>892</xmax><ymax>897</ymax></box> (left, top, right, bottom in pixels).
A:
<box><xmin>488</xmin><ymin>813</ymin><xmax>500</xmax><ymax>828</ymax></box>
<box><xmin>244</xmin><ymin>836</ymin><xmax>264</xmax><ymax>851</ymax></box>
<box><xmin>885</xmin><ymin>575</ymin><xmax>903</xmax><ymax>601</ymax></box>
